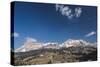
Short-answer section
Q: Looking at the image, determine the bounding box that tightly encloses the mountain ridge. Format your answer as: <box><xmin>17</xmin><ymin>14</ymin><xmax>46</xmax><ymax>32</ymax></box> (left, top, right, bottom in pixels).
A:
<box><xmin>15</xmin><ymin>39</ymin><xmax>97</xmax><ymax>52</ymax></box>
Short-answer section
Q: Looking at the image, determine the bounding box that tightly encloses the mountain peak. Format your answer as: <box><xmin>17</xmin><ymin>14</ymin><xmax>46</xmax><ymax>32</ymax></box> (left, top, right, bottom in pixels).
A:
<box><xmin>15</xmin><ymin>38</ymin><xmax>42</xmax><ymax>52</ymax></box>
<box><xmin>62</xmin><ymin>39</ymin><xmax>96</xmax><ymax>48</ymax></box>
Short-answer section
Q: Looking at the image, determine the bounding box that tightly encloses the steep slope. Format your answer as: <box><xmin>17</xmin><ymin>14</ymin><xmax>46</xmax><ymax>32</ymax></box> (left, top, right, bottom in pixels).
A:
<box><xmin>15</xmin><ymin>38</ymin><xmax>43</xmax><ymax>52</ymax></box>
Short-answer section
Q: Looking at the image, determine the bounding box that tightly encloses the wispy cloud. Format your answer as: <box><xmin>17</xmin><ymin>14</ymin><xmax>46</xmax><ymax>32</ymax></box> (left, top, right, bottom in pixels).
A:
<box><xmin>75</xmin><ymin>7</ymin><xmax>82</xmax><ymax>18</ymax></box>
<box><xmin>61</xmin><ymin>6</ymin><xmax>70</xmax><ymax>16</ymax></box>
<box><xmin>26</xmin><ymin>37</ymin><xmax>37</xmax><ymax>43</ymax></box>
<box><xmin>12</xmin><ymin>32</ymin><xmax>19</xmax><ymax>37</ymax></box>
<box><xmin>85</xmin><ymin>31</ymin><xmax>96</xmax><ymax>37</ymax></box>
<box><xmin>55</xmin><ymin>4</ymin><xmax>82</xmax><ymax>19</ymax></box>
<box><xmin>61</xmin><ymin>6</ymin><xmax>74</xmax><ymax>19</ymax></box>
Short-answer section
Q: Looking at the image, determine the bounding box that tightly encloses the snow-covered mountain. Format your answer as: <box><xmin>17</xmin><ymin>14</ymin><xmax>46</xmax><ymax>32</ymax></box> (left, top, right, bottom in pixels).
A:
<box><xmin>43</xmin><ymin>42</ymin><xmax>60</xmax><ymax>49</ymax></box>
<box><xmin>15</xmin><ymin>38</ymin><xmax>97</xmax><ymax>52</ymax></box>
<box><xmin>15</xmin><ymin>38</ymin><xmax>43</xmax><ymax>52</ymax></box>
<box><xmin>15</xmin><ymin>42</ymin><xmax>59</xmax><ymax>52</ymax></box>
<box><xmin>15</xmin><ymin>42</ymin><xmax>42</xmax><ymax>52</ymax></box>
<box><xmin>61</xmin><ymin>39</ymin><xmax>97</xmax><ymax>48</ymax></box>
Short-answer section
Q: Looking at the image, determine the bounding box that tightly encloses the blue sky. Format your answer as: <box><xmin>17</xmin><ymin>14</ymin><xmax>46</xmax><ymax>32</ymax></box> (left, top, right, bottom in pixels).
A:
<box><xmin>12</xmin><ymin>2</ymin><xmax>97</xmax><ymax>49</ymax></box>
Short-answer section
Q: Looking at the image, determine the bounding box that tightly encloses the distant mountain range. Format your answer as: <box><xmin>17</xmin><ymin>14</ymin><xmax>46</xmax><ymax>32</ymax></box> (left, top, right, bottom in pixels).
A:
<box><xmin>12</xmin><ymin>39</ymin><xmax>97</xmax><ymax>65</ymax></box>
<box><xmin>15</xmin><ymin>39</ymin><xmax>97</xmax><ymax>52</ymax></box>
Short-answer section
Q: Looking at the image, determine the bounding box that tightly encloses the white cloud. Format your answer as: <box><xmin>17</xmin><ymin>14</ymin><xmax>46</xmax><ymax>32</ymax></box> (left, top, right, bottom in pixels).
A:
<box><xmin>75</xmin><ymin>7</ymin><xmax>82</xmax><ymax>18</ymax></box>
<box><xmin>55</xmin><ymin>4</ymin><xmax>82</xmax><ymax>19</ymax></box>
<box><xmin>12</xmin><ymin>32</ymin><xmax>19</xmax><ymax>37</ymax></box>
<box><xmin>85</xmin><ymin>31</ymin><xmax>96</xmax><ymax>37</ymax></box>
<box><xmin>61</xmin><ymin>6</ymin><xmax>70</xmax><ymax>16</ymax></box>
<box><xmin>61</xmin><ymin>6</ymin><xmax>74</xmax><ymax>19</ymax></box>
<box><xmin>68</xmin><ymin>14</ymin><xmax>74</xmax><ymax>19</ymax></box>
<box><xmin>55</xmin><ymin>4</ymin><xmax>65</xmax><ymax>13</ymax></box>
<box><xmin>26</xmin><ymin>37</ymin><xmax>37</xmax><ymax>43</ymax></box>
<box><xmin>55</xmin><ymin>4</ymin><xmax>59</xmax><ymax>11</ymax></box>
